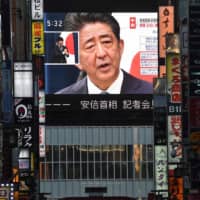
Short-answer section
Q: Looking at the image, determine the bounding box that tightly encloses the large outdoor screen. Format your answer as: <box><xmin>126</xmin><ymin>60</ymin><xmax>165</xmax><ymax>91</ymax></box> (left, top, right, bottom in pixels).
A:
<box><xmin>43</xmin><ymin>12</ymin><xmax>158</xmax><ymax>125</ymax></box>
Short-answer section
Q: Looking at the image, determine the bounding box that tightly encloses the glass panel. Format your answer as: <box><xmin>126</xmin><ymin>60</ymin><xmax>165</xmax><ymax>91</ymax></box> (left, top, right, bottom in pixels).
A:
<box><xmin>60</xmin><ymin>163</ymin><xmax>66</xmax><ymax>179</ymax></box>
<box><xmin>46</xmin><ymin>163</ymin><xmax>53</xmax><ymax>179</ymax></box>
<box><xmin>74</xmin><ymin>163</ymin><xmax>80</xmax><ymax>179</ymax></box>
<box><xmin>68</xmin><ymin>163</ymin><xmax>73</xmax><ymax>179</ymax></box>
<box><xmin>102</xmin><ymin>149</ymin><xmax>107</xmax><ymax>161</ymax></box>
<box><xmin>53</xmin><ymin>146</ymin><xmax>59</xmax><ymax>161</ymax></box>
<box><xmin>95</xmin><ymin>162</ymin><xmax>101</xmax><ymax>179</ymax></box>
<box><xmin>95</xmin><ymin>147</ymin><xmax>100</xmax><ymax>161</ymax></box>
<box><xmin>81</xmin><ymin>145</ymin><xmax>87</xmax><ymax>161</ymax></box>
<box><xmin>121</xmin><ymin>145</ymin><xmax>127</xmax><ymax>161</ymax></box>
<box><xmin>142</xmin><ymin>145</ymin><xmax>147</xmax><ymax>161</ymax></box>
<box><xmin>108</xmin><ymin>163</ymin><xmax>114</xmax><ymax>179</ymax></box>
<box><xmin>67</xmin><ymin>145</ymin><xmax>73</xmax><ymax>161</ymax></box>
<box><xmin>81</xmin><ymin>162</ymin><xmax>87</xmax><ymax>179</ymax></box>
<box><xmin>88</xmin><ymin>162</ymin><xmax>94</xmax><ymax>179</ymax></box>
<box><xmin>88</xmin><ymin>146</ymin><xmax>94</xmax><ymax>161</ymax></box>
<box><xmin>102</xmin><ymin>162</ymin><xmax>107</xmax><ymax>179</ymax></box>
<box><xmin>114</xmin><ymin>148</ymin><xmax>121</xmax><ymax>161</ymax></box>
<box><xmin>115</xmin><ymin>162</ymin><xmax>121</xmax><ymax>179</ymax></box>
<box><xmin>121</xmin><ymin>162</ymin><xmax>127</xmax><ymax>179</ymax></box>
<box><xmin>148</xmin><ymin>162</ymin><xmax>153</xmax><ymax>178</ymax></box>
<box><xmin>147</xmin><ymin>144</ymin><xmax>153</xmax><ymax>161</ymax></box>
<box><xmin>53</xmin><ymin>163</ymin><xmax>59</xmax><ymax>179</ymax></box>
<box><xmin>74</xmin><ymin>145</ymin><xmax>80</xmax><ymax>161</ymax></box>
<box><xmin>128</xmin><ymin>162</ymin><xmax>133</xmax><ymax>179</ymax></box>
<box><xmin>127</xmin><ymin>145</ymin><xmax>133</xmax><ymax>161</ymax></box>
<box><xmin>141</xmin><ymin>163</ymin><xmax>147</xmax><ymax>178</ymax></box>
<box><xmin>108</xmin><ymin>145</ymin><xmax>114</xmax><ymax>161</ymax></box>
<box><xmin>46</xmin><ymin>145</ymin><xmax>52</xmax><ymax>161</ymax></box>
<box><xmin>60</xmin><ymin>145</ymin><xmax>66</xmax><ymax>161</ymax></box>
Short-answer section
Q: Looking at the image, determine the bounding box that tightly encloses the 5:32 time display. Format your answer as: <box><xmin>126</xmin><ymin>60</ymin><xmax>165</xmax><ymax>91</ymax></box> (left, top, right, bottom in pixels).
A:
<box><xmin>46</xmin><ymin>19</ymin><xmax>64</xmax><ymax>27</ymax></box>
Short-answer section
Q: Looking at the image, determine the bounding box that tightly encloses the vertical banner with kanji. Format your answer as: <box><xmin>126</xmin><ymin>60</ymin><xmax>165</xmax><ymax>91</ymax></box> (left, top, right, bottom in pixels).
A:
<box><xmin>159</xmin><ymin>6</ymin><xmax>174</xmax><ymax>58</ymax></box>
<box><xmin>32</xmin><ymin>21</ymin><xmax>44</xmax><ymax>55</ymax></box>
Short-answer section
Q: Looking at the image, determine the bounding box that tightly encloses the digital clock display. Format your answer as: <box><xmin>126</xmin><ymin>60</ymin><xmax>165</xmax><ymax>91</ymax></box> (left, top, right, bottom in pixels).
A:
<box><xmin>46</xmin><ymin>19</ymin><xmax>63</xmax><ymax>27</ymax></box>
<box><xmin>44</xmin><ymin>12</ymin><xmax>65</xmax><ymax>31</ymax></box>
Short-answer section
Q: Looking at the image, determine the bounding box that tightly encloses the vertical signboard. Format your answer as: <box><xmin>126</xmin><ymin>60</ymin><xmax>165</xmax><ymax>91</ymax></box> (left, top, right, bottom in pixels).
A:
<box><xmin>32</xmin><ymin>21</ymin><xmax>44</xmax><ymax>55</ymax></box>
<box><xmin>39</xmin><ymin>125</ymin><xmax>45</xmax><ymax>157</ymax></box>
<box><xmin>166</xmin><ymin>34</ymin><xmax>184</xmax><ymax>200</ymax></box>
<box><xmin>159</xmin><ymin>6</ymin><xmax>174</xmax><ymax>59</ymax></box>
<box><xmin>31</xmin><ymin>0</ymin><xmax>43</xmax><ymax>20</ymax></box>
<box><xmin>166</xmin><ymin>52</ymin><xmax>182</xmax><ymax>163</ymax></box>
<box><xmin>155</xmin><ymin>145</ymin><xmax>168</xmax><ymax>197</ymax></box>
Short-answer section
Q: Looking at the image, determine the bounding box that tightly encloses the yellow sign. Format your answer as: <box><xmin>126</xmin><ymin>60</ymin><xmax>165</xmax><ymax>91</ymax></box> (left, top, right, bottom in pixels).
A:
<box><xmin>32</xmin><ymin>21</ymin><xmax>44</xmax><ymax>55</ymax></box>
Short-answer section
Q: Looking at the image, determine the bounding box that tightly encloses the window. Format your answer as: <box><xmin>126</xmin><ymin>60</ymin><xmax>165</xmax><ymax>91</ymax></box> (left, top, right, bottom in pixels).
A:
<box><xmin>40</xmin><ymin>144</ymin><xmax>154</xmax><ymax>180</ymax></box>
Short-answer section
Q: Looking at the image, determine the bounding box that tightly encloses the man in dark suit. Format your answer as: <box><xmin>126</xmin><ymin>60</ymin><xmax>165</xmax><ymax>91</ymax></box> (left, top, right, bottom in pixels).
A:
<box><xmin>55</xmin><ymin>13</ymin><xmax>153</xmax><ymax>94</ymax></box>
<box><xmin>53</xmin><ymin>36</ymin><xmax>69</xmax><ymax>63</ymax></box>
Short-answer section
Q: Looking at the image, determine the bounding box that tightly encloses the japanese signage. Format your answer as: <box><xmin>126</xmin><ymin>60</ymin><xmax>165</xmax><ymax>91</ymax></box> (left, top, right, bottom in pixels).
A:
<box><xmin>159</xmin><ymin>6</ymin><xmax>174</xmax><ymax>58</ymax></box>
<box><xmin>46</xmin><ymin>94</ymin><xmax>153</xmax><ymax>125</ymax></box>
<box><xmin>39</xmin><ymin>125</ymin><xmax>45</xmax><ymax>157</ymax></box>
<box><xmin>155</xmin><ymin>145</ymin><xmax>168</xmax><ymax>197</ymax></box>
<box><xmin>112</xmin><ymin>12</ymin><xmax>158</xmax><ymax>83</ymax></box>
<box><xmin>39</xmin><ymin>91</ymin><xmax>45</xmax><ymax>123</ymax></box>
<box><xmin>166</xmin><ymin>52</ymin><xmax>183</xmax><ymax>163</ymax></box>
<box><xmin>166</xmin><ymin>53</ymin><xmax>182</xmax><ymax>115</ymax></box>
<box><xmin>167</xmin><ymin>115</ymin><xmax>182</xmax><ymax>162</ymax></box>
<box><xmin>32</xmin><ymin>21</ymin><xmax>44</xmax><ymax>55</ymax></box>
<box><xmin>15</xmin><ymin>126</ymin><xmax>33</xmax><ymax>149</ymax></box>
<box><xmin>14</xmin><ymin>98</ymin><xmax>34</xmax><ymax>124</ymax></box>
<box><xmin>31</xmin><ymin>0</ymin><xmax>43</xmax><ymax>20</ymax></box>
<box><xmin>43</xmin><ymin>12</ymin><xmax>155</xmax><ymax>126</ymax></box>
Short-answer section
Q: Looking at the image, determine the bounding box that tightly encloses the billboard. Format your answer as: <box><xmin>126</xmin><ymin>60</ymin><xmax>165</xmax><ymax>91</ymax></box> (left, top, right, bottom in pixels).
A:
<box><xmin>43</xmin><ymin>12</ymin><xmax>158</xmax><ymax>125</ymax></box>
<box><xmin>155</xmin><ymin>145</ymin><xmax>168</xmax><ymax>196</ymax></box>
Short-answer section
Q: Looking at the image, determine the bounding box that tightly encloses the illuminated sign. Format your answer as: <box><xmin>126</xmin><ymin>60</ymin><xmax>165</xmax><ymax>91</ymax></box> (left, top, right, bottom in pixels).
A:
<box><xmin>45</xmin><ymin>94</ymin><xmax>153</xmax><ymax>125</ymax></box>
<box><xmin>155</xmin><ymin>145</ymin><xmax>168</xmax><ymax>197</ymax></box>
<box><xmin>14</xmin><ymin>62</ymin><xmax>33</xmax><ymax>98</ymax></box>
<box><xmin>31</xmin><ymin>0</ymin><xmax>43</xmax><ymax>20</ymax></box>
<box><xmin>44</xmin><ymin>12</ymin><xmax>156</xmax><ymax>125</ymax></box>
<box><xmin>159</xmin><ymin>6</ymin><xmax>174</xmax><ymax>58</ymax></box>
<box><xmin>168</xmin><ymin>115</ymin><xmax>182</xmax><ymax>162</ymax></box>
<box><xmin>14</xmin><ymin>98</ymin><xmax>34</xmax><ymax>124</ymax></box>
<box><xmin>39</xmin><ymin>91</ymin><xmax>45</xmax><ymax>123</ymax></box>
<box><xmin>39</xmin><ymin>125</ymin><xmax>45</xmax><ymax>157</ymax></box>
<box><xmin>15</xmin><ymin>126</ymin><xmax>33</xmax><ymax>148</ymax></box>
<box><xmin>32</xmin><ymin>21</ymin><xmax>44</xmax><ymax>55</ymax></box>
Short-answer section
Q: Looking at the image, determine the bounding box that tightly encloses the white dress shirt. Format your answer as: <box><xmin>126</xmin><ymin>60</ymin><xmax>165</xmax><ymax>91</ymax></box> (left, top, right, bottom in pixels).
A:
<box><xmin>87</xmin><ymin>70</ymin><xmax>124</xmax><ymax>94</ymax></box>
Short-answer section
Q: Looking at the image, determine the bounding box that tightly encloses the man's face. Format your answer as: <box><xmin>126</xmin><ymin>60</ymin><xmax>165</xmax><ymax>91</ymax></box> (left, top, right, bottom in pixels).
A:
<box><xmin>78</xmin><ymin>22</ymin><xmax>124</xmax><ymax>90</ymax></box>
<box><xmin>57</xmin><ymin>40</ymin><xmax>64</xmax><ymax>48</ymax></box>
